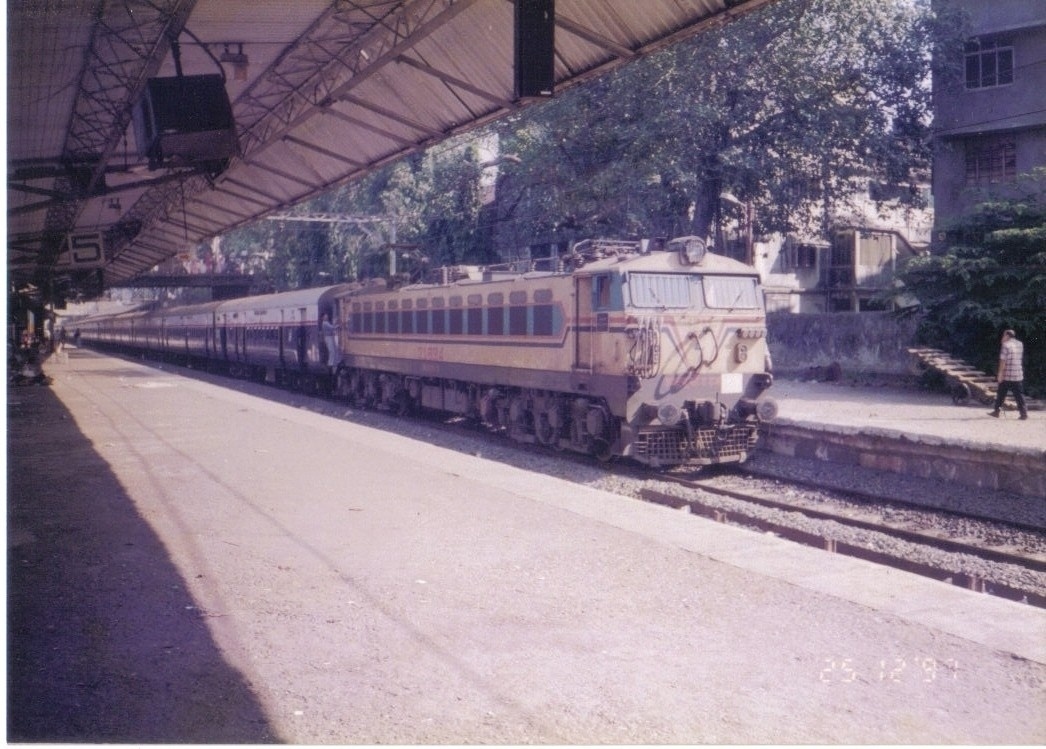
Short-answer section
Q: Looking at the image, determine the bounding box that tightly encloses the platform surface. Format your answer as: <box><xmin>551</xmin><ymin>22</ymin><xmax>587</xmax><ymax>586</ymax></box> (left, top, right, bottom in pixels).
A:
<box><xmin>770</xmin><ymin>378</ymin><xmax>1044</xmax><ymax>454</ymax></box>
<box><xmin>7</xmin><ymin>349</ymin><xmax>1046</xmax><ymax>744</ymax></box>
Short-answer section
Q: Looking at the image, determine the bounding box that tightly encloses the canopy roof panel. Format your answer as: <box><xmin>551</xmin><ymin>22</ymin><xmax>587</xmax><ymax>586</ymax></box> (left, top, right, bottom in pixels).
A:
<box><xmin>7</xmin><ymin>0</ymin><xmax>774</xmax><ymax>301</ymax></box>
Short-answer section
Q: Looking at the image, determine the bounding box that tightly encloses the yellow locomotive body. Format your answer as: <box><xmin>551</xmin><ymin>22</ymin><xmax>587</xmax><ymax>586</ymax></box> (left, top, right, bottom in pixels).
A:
<box><xmin>333</xmin><ymin>237</ymin><xmax>776</xmax><ymax>467</ymax></box>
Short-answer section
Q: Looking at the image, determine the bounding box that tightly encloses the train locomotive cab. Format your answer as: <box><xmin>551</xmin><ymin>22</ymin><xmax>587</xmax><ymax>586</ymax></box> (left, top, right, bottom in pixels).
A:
<box><xmin>591</xmin><ymin>236</ymin><xmax>777</xmax><ymax>467</ymax></box>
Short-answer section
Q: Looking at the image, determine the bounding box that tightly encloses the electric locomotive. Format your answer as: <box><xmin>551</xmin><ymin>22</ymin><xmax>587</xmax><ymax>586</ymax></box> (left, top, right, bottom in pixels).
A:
<box><xmin>332</xmin><ymin>236</ymin><xmax>776</xmax><ymax>467</ymax></box>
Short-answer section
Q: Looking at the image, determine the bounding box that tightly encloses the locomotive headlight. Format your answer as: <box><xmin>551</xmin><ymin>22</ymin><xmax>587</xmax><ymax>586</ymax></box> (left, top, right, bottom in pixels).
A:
<box><xmin>657</xmin><ymin>403</ymin><xmax>681</xmax><ymax>425</ymax></box>
<box><xmin>735</xmin><ymin>343</ymin><xmax>748</xmax><ymax>363</ymax></box>
<box><xmin>756</xmin><ymin>398</ymin><xmax>779</xmax><ymax>421</ymax></box>
<box><xmin>668</xmin><ymin>236</ymin><xmax>707</xmax><ymax>265</ymax></box>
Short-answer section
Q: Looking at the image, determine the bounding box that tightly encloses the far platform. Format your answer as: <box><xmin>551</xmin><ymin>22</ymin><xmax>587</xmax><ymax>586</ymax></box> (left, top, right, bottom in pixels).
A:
<box><xmin>763</xmin><ymin>378</ymin><xmax>1045</xmax><ymax>500</ymax></box>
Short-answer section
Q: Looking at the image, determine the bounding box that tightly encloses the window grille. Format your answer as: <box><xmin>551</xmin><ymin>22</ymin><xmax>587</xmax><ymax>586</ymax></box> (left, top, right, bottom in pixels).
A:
<box><xmin>965</xmin><ymin>136</ymin><xmax>1016</xmax><ymax>185</ymax></box>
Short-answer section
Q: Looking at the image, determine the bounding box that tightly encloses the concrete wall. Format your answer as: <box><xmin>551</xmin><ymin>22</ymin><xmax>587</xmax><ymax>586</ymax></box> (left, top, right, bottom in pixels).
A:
<box><xmin>767</xmin><ymin>312</ymin><xmax>922</xmax><ymax>380</ymax></box>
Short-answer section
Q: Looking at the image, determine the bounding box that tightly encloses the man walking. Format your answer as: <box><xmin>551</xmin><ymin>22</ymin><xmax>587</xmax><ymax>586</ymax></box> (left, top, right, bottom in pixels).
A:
<box><xmin>989</xmin><ymin>329</ymin><xmax>1028</xmax><ymax>420</ymax></box>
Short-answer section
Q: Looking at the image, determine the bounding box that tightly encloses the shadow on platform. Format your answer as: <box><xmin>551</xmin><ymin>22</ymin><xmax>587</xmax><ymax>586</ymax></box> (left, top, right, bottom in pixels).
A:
<box><xmin>7</xmin><ymin>382</ymin><xmax>279</xmax><ymax>742</ymax></box>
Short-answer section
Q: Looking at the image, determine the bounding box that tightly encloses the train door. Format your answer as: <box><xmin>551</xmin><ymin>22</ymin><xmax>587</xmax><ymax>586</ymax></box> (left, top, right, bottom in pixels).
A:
<box><xmin>296</xmin><ymin>307</ymin><xmax>308</xmax><ymax>369</ymax></box>
<box><xmin>278</xmin><ymin>308</ymin><xmax>287</xmax><ymax>367</ymax></box>
<box><xmin>205</xmin><ymin>312</ymin><xmax>213</xmax><ymax>358</ymax></box>
<box><xmin>219</xmin><ymin>314</ymin><xmax>229</xmax><ymax>359</ymax></box>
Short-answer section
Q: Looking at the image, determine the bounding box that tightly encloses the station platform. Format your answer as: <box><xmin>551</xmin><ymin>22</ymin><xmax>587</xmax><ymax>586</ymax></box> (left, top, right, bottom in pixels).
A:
<box><xmin>6</xmin><ymin>348</ymin><xmax>1045</xmax><ymax>744</ymax></box>
<box><xmin>764</xmin><ymin>377</ymin><xmax>1045</xmax><ymax>499</ymax></box>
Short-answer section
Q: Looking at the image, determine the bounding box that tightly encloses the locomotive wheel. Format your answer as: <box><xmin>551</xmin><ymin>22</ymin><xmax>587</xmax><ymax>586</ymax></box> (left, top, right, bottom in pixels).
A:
<box><xmin>393</xmin><ymin>390</ymin><xmax>413</xmax><ymax>417</ymax></box>
<box><xmin>593</xmin><ymin>438</ymin><xmax>615</xmax><ymax>462</ymax></box>
<box><xmin>535</xmin><ymin>414</ymin><xmax>557</xmax><ymax>446</ymax></box>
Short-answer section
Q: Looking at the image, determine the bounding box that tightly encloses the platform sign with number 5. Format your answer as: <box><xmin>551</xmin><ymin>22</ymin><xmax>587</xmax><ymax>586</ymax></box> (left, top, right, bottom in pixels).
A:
<box><xmin>55</xmin><ymin>232</ymin><xmax>105</xmax><ymax>269</ymax></box>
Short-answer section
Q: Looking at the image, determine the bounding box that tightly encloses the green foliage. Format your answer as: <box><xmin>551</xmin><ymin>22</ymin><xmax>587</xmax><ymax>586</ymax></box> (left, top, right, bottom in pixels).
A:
<box><xmin>495</xmin><ymin>0</ymin><xmax>932</xmax><ymax>243</ymax></box>
<box><xmin>900</xmin><ymin>173</ymin><xmax>1046</xmax><ymax>392</ymax></box>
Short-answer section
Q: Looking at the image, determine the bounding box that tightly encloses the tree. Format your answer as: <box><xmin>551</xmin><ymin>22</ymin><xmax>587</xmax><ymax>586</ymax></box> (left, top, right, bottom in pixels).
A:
<box><xmin>494</xmin><ymin>0</ymin><xmax>933</xmax><ymax>249</ymax></box>
<box><xmin>900</xmin><ymin>170</ymin><xmax>1046</xmax><ymax>393</ymax></box>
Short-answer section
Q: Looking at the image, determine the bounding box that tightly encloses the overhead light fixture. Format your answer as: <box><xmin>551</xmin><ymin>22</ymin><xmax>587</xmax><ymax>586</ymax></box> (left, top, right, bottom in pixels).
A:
<box><xmin>220</xmin><ymin>43</ymin><xmax>249</xmax><ymax>81</ymax></box>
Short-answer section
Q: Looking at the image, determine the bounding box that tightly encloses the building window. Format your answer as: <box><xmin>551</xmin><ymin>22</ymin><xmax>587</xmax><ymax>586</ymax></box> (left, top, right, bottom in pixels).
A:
<box><xmin>781</xmin><ymin>241</ymin><xmax>818</xmax><ymax>271</ymax></box>
<box><xmin>965</xmin><ymin>38</ymin><xmax>1013</xmax><ymax>89</ymax></box>
<box><xmin>965</xmin><ymin>136</ymin><xmax>1016</xmax><ymax>186</ymax></box>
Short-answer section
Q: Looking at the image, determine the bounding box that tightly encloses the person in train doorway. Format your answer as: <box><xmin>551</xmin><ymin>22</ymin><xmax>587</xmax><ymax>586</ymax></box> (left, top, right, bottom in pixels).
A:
<box><xmin>989</xmin><ymin>329</ymin><xmax>1028</xmax><ymax>420</ymax></box>
<box><xmin>321</xmin><ymin>312</ymin><xmax>339</xmax><ymax>372</ymax></box>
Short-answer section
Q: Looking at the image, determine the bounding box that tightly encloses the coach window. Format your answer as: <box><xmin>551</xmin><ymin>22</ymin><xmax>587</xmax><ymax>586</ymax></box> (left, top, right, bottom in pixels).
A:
<box><xmin>375</xmin><ymin>301</ymin><xmax>386</xmax><ymax>333</ymax></box>
<box><xmin>362</xmin><ymin>301</ymin><xmax>374</xmax><ymax>334</ymax></box>
<box><xmin>399</xmin><ymin>299</ymin><xmax>412</xmax><ymax>334</ymax></box>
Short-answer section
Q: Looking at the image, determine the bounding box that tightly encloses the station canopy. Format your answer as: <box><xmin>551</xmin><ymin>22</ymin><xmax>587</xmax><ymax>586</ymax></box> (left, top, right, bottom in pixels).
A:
<box><xmin>7</xmin><ymin>0</ymin><xmax>773</xmax><ymax>302</ymax></box>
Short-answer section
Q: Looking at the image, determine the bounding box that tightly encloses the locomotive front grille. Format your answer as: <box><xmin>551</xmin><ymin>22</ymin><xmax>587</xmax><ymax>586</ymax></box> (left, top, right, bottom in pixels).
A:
<box><xmin>634</xmin><ymin>424</ymin><xmax>759</xmax><ymax>466</ymax></box>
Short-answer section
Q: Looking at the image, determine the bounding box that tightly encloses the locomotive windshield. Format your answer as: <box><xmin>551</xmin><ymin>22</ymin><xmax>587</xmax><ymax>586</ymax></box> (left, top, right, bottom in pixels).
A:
<box><xmin>701</xmin><ymin>275</ymin><xmax>761</xmax><ymax>310</ymax></box>
<box><xmin>627</xmin><ymin>273</ymin><xmax>761</xmax><ymax>310</ymax></box>
<box><xmin>627</xmin><ymin>273</ymin><xmax>693</xmax><ymax>309</ymax></box>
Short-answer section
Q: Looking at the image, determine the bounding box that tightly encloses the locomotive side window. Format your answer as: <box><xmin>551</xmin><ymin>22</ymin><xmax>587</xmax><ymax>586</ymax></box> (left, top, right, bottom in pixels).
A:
<box><xmin>467</xmin><ymin>307</ymin><xmax>483</xmax><ymax>335</ymax></box>
<box><xmin>628</xmin><ymin>273</ymin><xmax>692</xmax><ymax>309</ymax></box>
<box><xmin>449</xmin><ymin>308</ymin><xmax>464</xmax><ymax>334</ymax></box>
<box><xmin>701</xmin><ymin>276</ymin><xmax>761</xmax><ymax>310</ymax></box>
<box><xmin>594</xmin><ymin>274</ymin><xmax>613</xmax><ymax>310</ymax></box>
<box><xmin>487</xmin><ymin>293</ymin><xmax>505</xmax><ymax>336</ymax></box>
<box><xmin>488</xmin><ymin>306</ymin><xmax>504</xmax><ymax>335</ymax></box>
<box><xmin>533</xmin><ymin>305</ymin><xmax>554</xmax><ymax>336</ymax></box>
<box><xmin>509</xmin><ymin>305</ymin><xmax>527</xmax><ymax>335</ymax></box>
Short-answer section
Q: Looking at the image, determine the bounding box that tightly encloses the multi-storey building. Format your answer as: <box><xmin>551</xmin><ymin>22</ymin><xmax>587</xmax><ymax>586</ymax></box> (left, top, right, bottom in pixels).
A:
<box><xmin>932</xmin><ymin>0</ymin><xmax>1046</xmax><ymax>238</ymax></box>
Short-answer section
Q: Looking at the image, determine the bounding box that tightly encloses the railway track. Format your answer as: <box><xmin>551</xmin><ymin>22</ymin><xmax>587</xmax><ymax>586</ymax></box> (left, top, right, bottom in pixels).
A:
<box><xmin>639</xmin><ymin>470</ymin><xmax>1046</xmax><ymax>608</ymax></box>
<box><xmin>430</xmin><ymin>409</ymin><xmax>1046</xmax><ymax>609</ymax></box>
